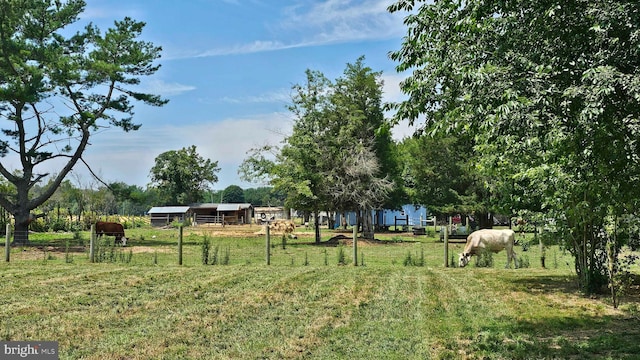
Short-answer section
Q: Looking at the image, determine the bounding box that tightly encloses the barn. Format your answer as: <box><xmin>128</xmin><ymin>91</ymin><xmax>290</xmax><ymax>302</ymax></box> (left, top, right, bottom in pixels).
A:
<box><xmin>147</xmin><ymin>206</ymin><xmax>191</xmax><ymax>227</ymax></box>
<box><xmin>190</xmin><ymin>203</ymin><xmax>253</xmax><ymax>225</ymax></box>
<box><xmin>148</xmin><ymin>203</ymin><xmax>254</xmax><ymax>226</ymax></box>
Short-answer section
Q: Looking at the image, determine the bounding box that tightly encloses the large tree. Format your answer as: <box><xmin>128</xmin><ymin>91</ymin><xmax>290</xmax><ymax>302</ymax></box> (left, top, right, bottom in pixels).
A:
<box><xmin>389</xmin><ymin>0</ymin><xmax>640</xmax><ymax>293</ymax></box>
<box><xmin>325</xmin><ymin>56</ymin><xmax>396</xmax><ymax>238</ymax></box>
<box><xmin>400</xmin><ymin>134</ymin><xmax>491</xmax><ymax>223</ymax></box>
<box><xmin>241</xmin><ymin>58</ymin><xmax>395</xmax><ymax>242</ymax></box>
<box><xmin>0</xmin><ymin>0</ymin><xmax>166</xmax><ymax>244</ymax></box>
<box><xmin>222</xmin><ymin>185</ymin><xmax>244</xmax><ymax>203</ymax></box>
<box><xmin>149</xmin><ymin>145</ymin><xmax>220</xmax><ymax>205</ymax></box>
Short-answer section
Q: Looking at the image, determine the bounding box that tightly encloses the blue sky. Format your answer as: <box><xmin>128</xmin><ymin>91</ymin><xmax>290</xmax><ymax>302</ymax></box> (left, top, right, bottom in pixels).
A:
<box><xmin>69</xmin><ymin>0</ymin><xmax>415</xmax><ymax>191</ymax></box>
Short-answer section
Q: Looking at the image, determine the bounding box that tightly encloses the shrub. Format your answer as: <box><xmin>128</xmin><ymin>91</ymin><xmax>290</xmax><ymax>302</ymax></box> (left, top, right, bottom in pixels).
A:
<box><xmin>65</xmin><ymin>240</ymin><xmax>73</xmax><ymax>264</ymax></box>
<box><xmin>49</xmin><ymin>219</ymin><xmax>68</xmax><ymax>232</ymax></box>
<box><xmin>223</xmin><ymin>246</ymin><xmax>230</xmax><ymax>265</ymax></box>
<box><xmin>201</xmin><ymin>237</ymin><xmax>210</xmax><ymax>265</ymax></box>
<box><xmin>517</xmin><ymin>255</ymin><xmax>530</xmax><ymax>269</ymax></box>
<box><xmin>337</xmin><ymin>246</ymin><xmax>346</xmax><ymax>265</ymax></box>
<box><xmin>475</xmin><ymin>251</ymin><xmax>494</xmax><ymax>268</ymax></box>
<box><xmin>403</xmin><ymin>247</ymin><xmax>425</xmax><ymax>266</ymax></box>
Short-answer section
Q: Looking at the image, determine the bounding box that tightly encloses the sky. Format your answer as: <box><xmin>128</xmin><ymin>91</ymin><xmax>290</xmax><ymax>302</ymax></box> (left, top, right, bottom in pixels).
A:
<box><xmin>27</xmin><ymin>0</ymin><xmax>419</xmax><ymax>191</ymax></box>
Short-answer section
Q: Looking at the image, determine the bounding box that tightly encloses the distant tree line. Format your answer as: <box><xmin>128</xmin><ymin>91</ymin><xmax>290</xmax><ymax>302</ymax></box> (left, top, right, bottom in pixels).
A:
<box><xmin>0</xmin><ymin>175</ymin><xmax>285</xmax><ymax>233</ymax></box>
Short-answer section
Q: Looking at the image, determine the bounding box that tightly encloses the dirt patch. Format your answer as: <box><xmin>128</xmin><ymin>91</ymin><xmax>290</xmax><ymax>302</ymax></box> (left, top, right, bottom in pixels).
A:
<box><xmin>310</xmin><ymin>234</ymin><xmax>409</xmax><ymax>247</ymax></box>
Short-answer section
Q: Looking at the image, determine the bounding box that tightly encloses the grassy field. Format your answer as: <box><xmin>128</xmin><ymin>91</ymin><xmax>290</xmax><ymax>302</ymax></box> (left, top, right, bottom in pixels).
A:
<box><xmin>1</xmin><ymin>225</ymin><xmax>639</xmax><ymax>359</ymax></box>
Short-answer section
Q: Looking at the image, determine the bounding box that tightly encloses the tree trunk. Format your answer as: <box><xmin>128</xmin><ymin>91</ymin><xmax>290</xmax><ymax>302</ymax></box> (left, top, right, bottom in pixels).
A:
<box><xmin>478</xmin><ymin>212</ymin><xmax>493</xmax><ymax>229</ymax></box>
<box><xmin>362</xmin><ymin>209</ymin><xmax>374</xmax><ymax>240</ymax></box>
<box><xmin>13</xmin><ymin>211</ymin><xmax>31</xmax><ymax>245</ymax></box>
<box><xmin>314</xmin><ymin>212</ymin><xmax>321</xmax><ymax>244</ymax></box>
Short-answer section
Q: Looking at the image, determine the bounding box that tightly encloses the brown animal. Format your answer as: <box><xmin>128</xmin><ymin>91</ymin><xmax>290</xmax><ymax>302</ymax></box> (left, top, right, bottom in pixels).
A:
<box><xmin>96</xmin><ymin>221</ymin><xmax>127</xmax><ymax>246</ymax></box>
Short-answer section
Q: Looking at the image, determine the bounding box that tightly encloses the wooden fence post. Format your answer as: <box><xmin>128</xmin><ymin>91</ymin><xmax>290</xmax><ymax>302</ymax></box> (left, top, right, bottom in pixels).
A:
<box><xmin>265</xmin><ymin>223</ymin><xmax>271</xmax><ymax>265</ymax></box>
<box><xmin>90</xmin><ymin>224</ymin><xmax>96</xmax><ymax>263</ymax></box>
<box><xmin>444</xmin><ymin>226</ymin><xmax>449</xmax><ymax>268</ymax></box>
<box><xmin>352</xmin><ymin>225</ymin><xmax>358</xmax><ymax>266</ymax></box>
<box><xmin>5</xmin><ymin>223</ymin><xmax>10</xmax><ymax>262</ymax></box>
<box><xmin>178</xmin><ymin>225</ymin><xmax>183</xmax><ymax>265</ymax></box>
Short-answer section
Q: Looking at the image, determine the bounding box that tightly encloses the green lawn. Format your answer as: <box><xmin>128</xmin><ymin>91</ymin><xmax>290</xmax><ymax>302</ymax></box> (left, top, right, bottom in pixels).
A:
<box><xmin>1</xmin><ymin>228</ymin><xmax>639</xmax><ymax>359</ymax></box>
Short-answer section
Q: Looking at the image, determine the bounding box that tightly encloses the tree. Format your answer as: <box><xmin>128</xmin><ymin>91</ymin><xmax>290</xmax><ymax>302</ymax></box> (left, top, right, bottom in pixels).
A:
<box><xmin>399</xmin><ymin>134</ymin><xmax>494</xmax><ymax>227</ymax></box>
<box><xmin>149</xmin><ymin>145</ymin><xmax>220</xmax><ymax>205</ymax></box>
<box><xmin>274</xmin><ymin>69</ymin><xmax>334</xmax><ymax>243</ymax></box>
<box><xmin>222</xmin><ymin>185</ymin><xmax>244</xmax><ymax>203</ymax></box>
<box><xmin>240</xmin><ymin>59</ymin><xmax>396</xmax><ymax>241</ymax></box>
<box><xmin>243</xmin><ymin>187</ymin><xmax>285</xmax><ymax>206</ymax></box>
<box><xmin>327</xmin><ymin>141</ymin><xmax>393</xmax><ymax>238</ymax></box>
<box><xmin>325</xmin><ymin>56</ymin><xmax>396</xmax><ymax>238</ymax></box>
<box><xmin>0</xmin><ymin>0</ymin><xmax>166</xmax><ymax>244</ymax></box>
<box><xmin>389</xmin><ymin>0</ymin><xmax>640</xmax><ymax>293</ymax></box>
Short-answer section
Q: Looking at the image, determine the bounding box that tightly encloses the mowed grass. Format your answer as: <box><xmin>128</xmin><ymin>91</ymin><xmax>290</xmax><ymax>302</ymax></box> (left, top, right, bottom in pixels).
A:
<box><xmin>1</xmin><ymin>226</ymin><xmax>640</xmax><ymax>359</ymax></box>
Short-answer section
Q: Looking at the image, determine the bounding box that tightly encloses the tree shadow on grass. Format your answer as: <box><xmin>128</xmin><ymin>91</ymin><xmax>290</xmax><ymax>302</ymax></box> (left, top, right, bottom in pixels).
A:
<box><xmin>464</xmin><ymin>312</ymin><xmax>640</xmax><ymax>359</ymax></box>
<box><xmin>462</xmin><ymin>275</ymin><xmax>640</xmax><ymax>359</ymax></box>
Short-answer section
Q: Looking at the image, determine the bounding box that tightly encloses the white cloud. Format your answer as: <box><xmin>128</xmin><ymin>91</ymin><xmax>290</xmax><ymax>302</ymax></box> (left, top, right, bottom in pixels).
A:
<box><xmin>219</xmin><ymin>89</ymin><xmax>291</xmax><ymax>105</ymax></box>
<box><xmin>140</xmin><ymin>79</ymin><xmax>196</xmax><ymax>97</ymax></box>
<box><xmin>77</xmin><ymin>112</ymin><xmax>292</xmax><ymax>188</ymax></box>
<box><xmin>169</xmin><ymin>0</ymin><xmax>405</xmax><ymax>60</ymax></box>
<box><xmin>381</xmin><ymin>73</ymin><xmax>407</xmax><ymax>104</ymax></box>
<box><xmin>280</xmin><ymin>0</ymin><xmax>405</xmax><ymax>42</ymax></box>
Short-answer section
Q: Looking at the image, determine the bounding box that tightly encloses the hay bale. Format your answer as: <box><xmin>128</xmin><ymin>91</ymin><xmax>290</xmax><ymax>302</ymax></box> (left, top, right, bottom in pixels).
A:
<box><xmin>268</xmin><ymin>219</ymin><xmax>296</xmax><ymax>235</ymax></box>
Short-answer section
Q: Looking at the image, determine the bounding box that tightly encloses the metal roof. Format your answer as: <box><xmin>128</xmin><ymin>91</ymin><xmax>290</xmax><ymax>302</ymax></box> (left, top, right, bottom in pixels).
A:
<box><xmin>217</xmin><ymin>204</ymin><xmax>242</xmax><ymax>211</ymax></box>
<box><xmin>148</xmin><ymin>206</ymin><xmax>191</xmax><ymax>214</ymax></box>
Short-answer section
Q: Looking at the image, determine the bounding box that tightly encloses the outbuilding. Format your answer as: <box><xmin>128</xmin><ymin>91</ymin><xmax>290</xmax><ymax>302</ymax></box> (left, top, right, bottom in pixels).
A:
<box><xmin>189</xmin><ymin>203</ymin><xmax>253</xmax><ymax>225</ymax></box>
<box><xmin>147</xmin><ymin>206</ymin><xmax>191</xmax><ymax>227</ymax></box>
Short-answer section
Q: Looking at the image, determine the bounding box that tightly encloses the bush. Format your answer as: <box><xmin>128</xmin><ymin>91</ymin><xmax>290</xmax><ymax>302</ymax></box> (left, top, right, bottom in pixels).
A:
<box><xmin>49</xmin><ymin>219</ymin><xmax>68</xmax><ymax>232</ymax></box>
<box><xmin>475</xmin><ymin>252</ymin><xmax>494</xmax><ymax>268</ymax></box>
<box><xmin>517</xmin><ymin>255</ymin><xmax>530</xmax><ymax>268</ymax></box>
<box><xmin>403</xmin><ymin>247</ymin><xmax>425</xmax><ymax>266</ymax></box>
<box><xmin>337</xmin><ymin>246</ymin><xmax>346</xmax><ymax>265</ymax></box>
<box><xmin>201</xmin><ymin>237</ymin><xmax>210</xmax><ymax>265</ymax></box>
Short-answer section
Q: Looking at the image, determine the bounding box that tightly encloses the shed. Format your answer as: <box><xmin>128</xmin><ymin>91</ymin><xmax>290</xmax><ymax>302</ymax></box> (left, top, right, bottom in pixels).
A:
<box><xmin>190</xmin><ymin>203</ymin><xmax>253</xmax><ymax>225</ymax></box>
<box><xmin>148</xmin><ymin>206</ymin><xmax>191</xmax><ymax>227</ymax></box>
<box><xmin>253</xmin><ymin>206</ymin><xmax>285</xmax><ymax>224</ymax></box>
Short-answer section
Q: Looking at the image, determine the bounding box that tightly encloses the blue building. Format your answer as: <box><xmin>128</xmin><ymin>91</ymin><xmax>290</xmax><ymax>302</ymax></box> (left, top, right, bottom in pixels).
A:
<box><xmin>334</xmin><ymin>204</ymin><xmax>431</xmax><ymax>230</ymax></box>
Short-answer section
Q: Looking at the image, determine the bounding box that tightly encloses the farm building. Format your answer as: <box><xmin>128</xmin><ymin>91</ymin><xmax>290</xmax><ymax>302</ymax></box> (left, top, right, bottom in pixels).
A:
<box><xmin>147</xmin><ymin>206</ymin><xmax>191</xmax><ymax>227</ymax></box>
<box><xmin>147</xmin><ymin>203</ymin><xmax>254</xmax><ymax>226</ymax></box>
<box><xmin>254</xmin><ymin>206</ymin><xmax>286</xmax><ymax>224</ymax></box>
<box><xmin>332</xmin><ymin>205</ymin><xmax>433</xmax><ymax>231</ymax></box>
<box><xmin>190</xmin><ymin>203</ymin><xmax>253</xmax><ymax>225</ymax></box>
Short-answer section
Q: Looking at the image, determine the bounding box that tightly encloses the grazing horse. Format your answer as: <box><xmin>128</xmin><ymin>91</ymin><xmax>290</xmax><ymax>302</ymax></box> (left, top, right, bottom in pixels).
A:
<box><xmin>95</xmin><ymin>221</ymin><xmax>127</xmax><ymax>246</ymax></box>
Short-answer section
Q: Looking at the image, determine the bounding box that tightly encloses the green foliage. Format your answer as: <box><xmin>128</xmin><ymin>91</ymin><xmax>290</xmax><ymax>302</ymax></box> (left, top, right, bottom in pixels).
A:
<box><xmin>221</xmin><ymin>246</ymin><xmax>230</xmax><ymax>265</ymax></box>
<box><xmin>403</xmin><ymin>247</ymin><xmax>425</xmax><ymax>266</ymax></box>
<box><xmin>518</xmin><ymin>255</ymin><xmax>531</xmax><ymax>269</ymax></box>
<box><xmin>211</xmin><ymin>245</ymin><xmax>219</xmax><ymax>265</ymax></box>
<box><xmin>475</xmin><ymin>252</ymin><xmax>494</xmax><ymax>268</ymax></box>
<box><xmin>222</xmin><ymin>185</ymin><xmax>245</xmax><ymax>203</ymax></box>
<box><xmin>389</xmin><ymin>0</ymin><xmax>640</xmax><ymax>293</ymax></box>
<box><xmin>241</xmin><ymin>58</ymin><xmax>398</xmax><ymax>242</ymax></box>
<box><xmin>337</xmin><ymin>246</ymin><xmax>346</xmax><ymax>265</ymax></box>
<box><xmin>243</xmin><ymin>187</ymin><xmax>286</xmax><ymax>206</ymax></box>
<box><xmin>201</xmin><ymin>237</ymin><xmax>210</xmax><ymax>265</ymax></box>
<box><xmin>0</xmin><ymin>1</ymin><xmax>165</xmax><ymax>243</ymax></box>
<box><xmin>149</xmin><ymin>145</ymin><xmax>220</xmax><ymax>205</ymax></box>
<box><xmin>399</xmin><ymin>135</ymin><xmax>486</xmax><ymax>215</ymax></box>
